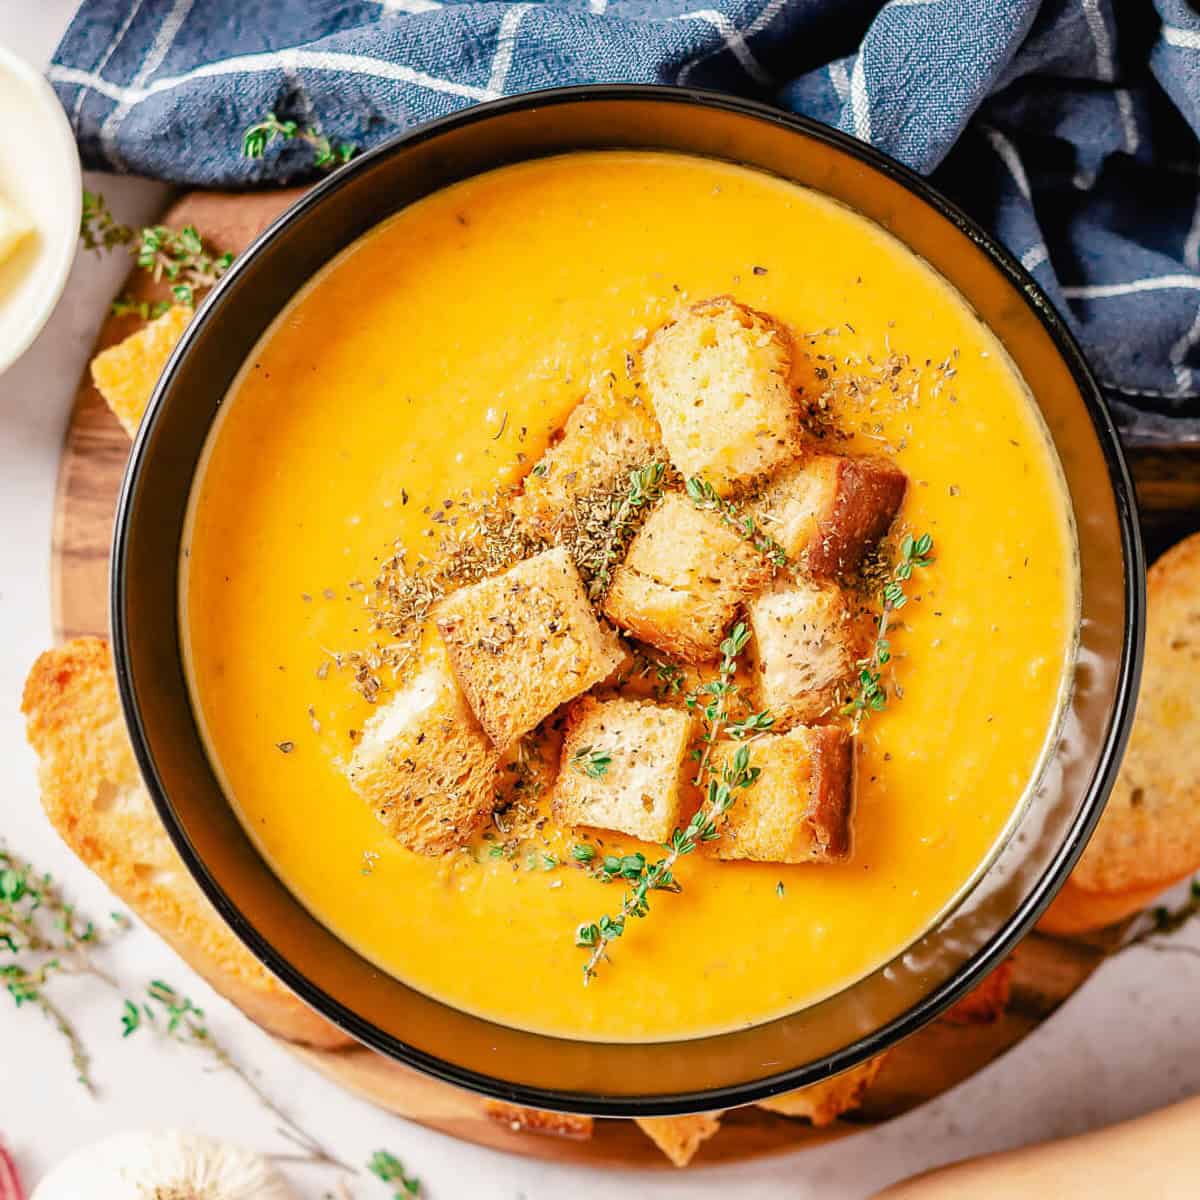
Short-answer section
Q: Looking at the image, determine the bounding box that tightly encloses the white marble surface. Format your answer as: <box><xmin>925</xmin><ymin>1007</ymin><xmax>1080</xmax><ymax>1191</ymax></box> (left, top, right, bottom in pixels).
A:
<box><xmin>3</xmin><ymin>9</ymin><xmax>1200</xmax><ymax>1198</ymax></box>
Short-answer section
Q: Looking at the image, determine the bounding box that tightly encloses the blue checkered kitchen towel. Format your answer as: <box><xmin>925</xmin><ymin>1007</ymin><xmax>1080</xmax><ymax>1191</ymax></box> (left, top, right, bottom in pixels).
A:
<box><xmin>48</xmin><ymin>0</ymin><xmax>1200</xmax><ymax>441</ymax></box>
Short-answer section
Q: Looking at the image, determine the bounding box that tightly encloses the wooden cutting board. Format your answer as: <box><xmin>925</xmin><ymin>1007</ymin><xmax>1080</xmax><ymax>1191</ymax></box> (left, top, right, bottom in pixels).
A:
<box><xmin>49</xmin><ymin>190</ymin><xmax>1191</xmax><ymax>1166</ymax></box>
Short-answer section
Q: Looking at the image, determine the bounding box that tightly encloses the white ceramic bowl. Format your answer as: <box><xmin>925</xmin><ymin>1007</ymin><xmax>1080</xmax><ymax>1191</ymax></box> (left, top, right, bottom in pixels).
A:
<box><xmin>0</xmin><ymin>44</ymin><xmax>81</xmax><ymax>375</ymax></box>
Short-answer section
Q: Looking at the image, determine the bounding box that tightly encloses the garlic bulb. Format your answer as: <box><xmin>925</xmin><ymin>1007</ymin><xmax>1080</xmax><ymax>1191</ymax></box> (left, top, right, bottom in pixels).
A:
<box><xmin>31</xmin><ymin>1130</ymin><xmax>295</xmax><ymax>1200</ymax></box>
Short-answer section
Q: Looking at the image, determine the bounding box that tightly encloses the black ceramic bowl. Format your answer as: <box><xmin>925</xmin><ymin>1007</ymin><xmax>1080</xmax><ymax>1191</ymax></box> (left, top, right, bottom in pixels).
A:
<box><xmin>113</xmin><ymin>86</ymin><xmax>1144</xmax><ymax>1116</ymax></box>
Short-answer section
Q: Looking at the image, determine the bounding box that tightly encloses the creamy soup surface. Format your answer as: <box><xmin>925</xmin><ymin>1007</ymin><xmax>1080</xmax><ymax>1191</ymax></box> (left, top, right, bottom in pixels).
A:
<box><xmin>183</xmin><ymin>151</ymin><xmax>1077</xmax><ymax>1042</ymax></box>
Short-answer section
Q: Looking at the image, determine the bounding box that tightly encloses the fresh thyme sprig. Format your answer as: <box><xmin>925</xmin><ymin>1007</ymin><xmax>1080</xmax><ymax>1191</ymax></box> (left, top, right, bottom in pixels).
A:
<box><xmin>685</xmin><ymin>476</ymin><xmax>788</xmax><ymax>570</ymax></box>
<box><xmin>80</xmin><ymin>191</ymin><xmax>234</xmax><ymax>312</ymax></box>
<box><xmin>0</xmin><ymin>845</ymin><xmax>123</xmax><ymax>1092</ymax></box>
<box><xmin>242</xmin><ymin>112</ymin><xmax>357</xmax><ymax>169</ymax></box>
<box><xmin>121</xmin><ymin>978</ymin><xmax>351</xmax><ymax>1172</ymax></box>
<box><xmin>842</xmin><ymin>532</ymin><xmax>935</xmax><ymax>726</ymax></box>
<box><xmin>569</xmin><ymin>745</ymin><xmax>611</xmax><ymax>780</ymax></box>
<box><xmin>578</xmin><ymin>461</ymin><xmax>668</xmax><ymax>599</ymax></box>
<box><xmin>369</xmin><ymin>1149</ymin><xmax>423</xmax><ymax>1197</ymax></box>
<box><xmin>574</xmin><ymin>624</ymin><xmax>765</xmax><ymax>982</ymax></box>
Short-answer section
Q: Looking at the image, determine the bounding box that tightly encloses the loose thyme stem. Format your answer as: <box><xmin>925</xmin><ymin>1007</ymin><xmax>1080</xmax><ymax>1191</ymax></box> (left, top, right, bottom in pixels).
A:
<box><xmin>685</xmin><ymin>475</ymin><xmax>788</xmax><ymax>569</ymax></box>
<box><xmin>842</xmin><ymin>532</ymin><xmax>935</xmax><ymax>728</ymax></box>
<box><xmin>241</xmin><ymin>112</ymin><xmax>357</xmax><ymax>169</ymax></box>
<box><xmin>574</xmin><ymin>624</ymin><xmax>767</xmax><ymax>982</ymax></box>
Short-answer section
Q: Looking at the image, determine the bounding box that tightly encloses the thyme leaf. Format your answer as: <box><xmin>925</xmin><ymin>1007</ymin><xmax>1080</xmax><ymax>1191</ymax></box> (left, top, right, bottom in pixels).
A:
<box><xmin>242</xmin><ymin>112</ymin><xmax>357</xmax><ymax>169</ymax></box>
<box><xmin>569</xmin><ymin>744</ymin><xmax>612</xmax><ymax>780</ymax></box>
<box><xmin>684</xmin><ymin>475</ymin><xmax>788</xmax><ymax>570</ymax></box>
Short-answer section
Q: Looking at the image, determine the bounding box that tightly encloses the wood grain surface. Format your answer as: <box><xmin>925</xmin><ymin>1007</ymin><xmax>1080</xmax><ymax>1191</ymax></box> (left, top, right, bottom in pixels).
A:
<box><xmin>48</xmin><ymin>189</ymin><xmax>1197</xmax><ymax>1166</ymax></box>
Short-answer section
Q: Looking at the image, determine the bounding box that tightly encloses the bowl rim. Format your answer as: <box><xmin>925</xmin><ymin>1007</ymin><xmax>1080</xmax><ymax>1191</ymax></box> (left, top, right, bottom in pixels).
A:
<box><xmin>112</xmin><ymin>83</ymin><xmax>1146</xmax><ymax>1116</ymax></box>
<box><xmin>0</xmin><ymin>43</ymin><xmax>82</xmax><ymax>376</ymax></box>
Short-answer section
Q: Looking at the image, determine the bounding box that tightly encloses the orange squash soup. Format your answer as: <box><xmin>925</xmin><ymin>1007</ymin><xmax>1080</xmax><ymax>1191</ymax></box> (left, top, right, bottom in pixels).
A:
<box><xmin>182</xmin><ymin>151</ymin><xmax>1077</xmax><ymax>1042</ymax></box>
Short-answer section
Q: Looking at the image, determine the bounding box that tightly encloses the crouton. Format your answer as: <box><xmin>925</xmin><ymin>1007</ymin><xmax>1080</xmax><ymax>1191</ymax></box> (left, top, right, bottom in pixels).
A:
<box><xmin>347</xmin><ymin>649</ymin><xmax>500</xmax><ymax>855</ymax></box>
<box><xmin>483</xmin><ymin>1101</ymin><xmax>594</xmax><ymax>1140</ymax></box>
<box><xmin>710</xmin><ymin>725</ymin><xmax>854</xmax><ymax>864</ymax></box>
<box><xmin>603</xmin><ymin>492</ymin><xmax>770</xmax><ymax>663</ymax></box>
<box><xmin>749</xmin><ymin>452</ymin><xmax>907</xmax><ymax>579</ymax></box>
<box><xmin>434</xmin><ymin>546</ymin><xmax>623</xmax><ymax>749</ymax></box>
<box><xmin>21</xmin><ymin>638</ymin><xmax>351</xmax><ymax>1050</ymax></box>
<box><xmin>90</xmin><ymin>304</ymin><xmax>192</xmax><ymax>437</ymax></box>
<box><xmin>941</xmin><ymin>959</ymin><xmax>1013</xmax><ymax>1025</ymax></box>
<box><xmin>642</xmin><ymin>297</ymin><xmax>801</xmax><ymax>493</ymax></box>
<box><xmin>552</xmin><ymin>696</ymin><xmax>693</xmax><ymax>843</ymax></box>
<box><xmin>517</xmin><ymin>383</ymin><xmax>663</xmax><ymax>538</ymax></box>
<box><xmin>755</xmin><ymin>1055</ymin><xmax>885</xmax><ymax>1124</ymax></box>
<box><xmin>634</xmin><ymin>1113</ymin><xmax>723</xmax><ymax>1167</ymax></box>
<box><xmin>749</xmin><ymin>578</ymin><xmax>869</xmax><ymax>725</ymax></box>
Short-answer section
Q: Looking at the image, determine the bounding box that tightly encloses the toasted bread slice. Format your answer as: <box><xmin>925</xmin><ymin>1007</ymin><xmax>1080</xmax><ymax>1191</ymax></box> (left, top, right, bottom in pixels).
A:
<box><xmin>749</xmin><ymin>452</ymin><xmax>907</xmax><ymax>579</ymax></box>
<box><xmin>755</xmin><ymin>1054</ymin><xmax>885</xmax><ymax>1124</ymax></box>
<box><xmin>552</xmin><ymin>696</ymin><xmax>692</xmax><ymax>842</ymax></box>
<box><xmin>710</xmin><ymin>725</ymin><xmax>854</xmax><ymax>864</ymax></box>
<box><xmin>484</xmin><ymin>1101</ymin><xmax>594</xmax><ymax>1140</ymax></box>
<box><xmin>749</xmin><ymin>578</ymin><xmax>869</xmax><ymax>725</ymax></box>
<box><xmin>434</xmin><ymin>546</ymin><xmax>623</xmax><ymax>750</ymax></box>
<box><xmin>604</xmin><ymin>492</ymin><xmax>771</xmax><ymax>663</ymax></box>
<box><xmin>1052</xmin><ymin>531</ymin><xmax>1200</xmax><ymax>925</ymax></box>
<box><xmin>941</xmin><ymin>959</ymin><xmax>1013</xmax><ymax>1025</ymax></box>
<box><xmin>90</xmin><ymin>304</ymin><xmax>191</xmax><ymax>437</ymax></box>
<box><xmin>634</xmin><ymin>1113</ymin><xmax>723</xmax><ymax>1167</ymax></box>
<box><xmin>21</xmin><ymin>638</ymin><xmax>350</xmax><ymax>1049</ymax></box>
<box><xmin>517</xmin><ymin>383</ymin><xmax>663</xmax><ymax>538</ymax></box>
<box><xmin>347</xmin><ymin>647</ymin><xmax>500</xmax><ymax>855</ymax></box>
<box><xmin>643</xmin><ymin>297</ymin><xmax>800</xmax><ymax>493</ymax></box>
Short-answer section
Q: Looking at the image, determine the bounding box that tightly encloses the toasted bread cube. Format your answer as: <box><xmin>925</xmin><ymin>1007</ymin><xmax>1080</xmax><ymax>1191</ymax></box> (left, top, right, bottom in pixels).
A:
<box><xmin>604</xmin><ymin>492</ymin><xmax>770</xmax><ymax>663</ymax></box>
<box><xmin>434</xmin><ymin>546</ymin><xmax>623</xmax><ymax>749</ymax></box>
<box><xmin>552</xmin><ymin>696</ymin><xmax>692</xmax><ymax>842</ymax></box>
<box><xmin>711</xmin><ymin>725</ymin><xmax>854</xmax><ymax>864</ymax></box>
<box><xmin>348</xmin><ymin>650</ymin><xmax>500</xmax><ymax>854</ymax></box>
<box><xmin>749</xmin><ymin>452</ymin><xmax>906</xmax><ymax>579</ymax></box>
<box><xmin>635</xmin><ymin>1114</ymin><xmax>723</xmax><ymax>1167</ymax></box>
<box><xmin>642</xmin><ymin>297</ymin><xmax>800</xmax><ymax>493</ymax></box>
<box><xmin>749</xmin><ymin>578</ymin><xmax>868</xmax><ymax>725</ymax></box>
<box><xmin>755</xmin><ymin>1055</ymin><xmax>885</xmax><ymax>1125</ymax></box>
<box><xmin>484</xmin><ymin>1101</ymin><xmax>594</xmax><ymax>1140</ymax></box>
<box><xmin>518</xmin><ymin>383</ymin><xmax>663</xmax><ymax>537</ymax></box>
<box><xmin>90</xmin><ymin>304</ymin><xmax>192</xmax><ymax>438</ymax></box>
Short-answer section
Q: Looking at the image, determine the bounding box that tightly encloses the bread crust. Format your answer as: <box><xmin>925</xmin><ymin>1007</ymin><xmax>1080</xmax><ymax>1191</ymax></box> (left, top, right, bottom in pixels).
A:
<box><xmin>483</xmin><ymin>1101</ymin><xmax>594</xmax><ymax>1140</ymax></box>
<box><xmin>434</xmin><ymin>546</ymin><xmax>623</xmax><ymax>749</ymax></box>
<box><xmin>634</xmin><ymin>1113</ymin><xmax>723</xmax><ymax>1167</ymax></box>
<box><xmin>1070</xmin><ymin>531</ymin><xmax>1200</xmax><ymax>898</ymax></box>
<box><xmin>21</xmin><ymin>638</ymin><xmax>350</xmax><ymax>1049</ymax></box>
<box><xmin>940</xmin><ymin>959</ymin><xmax>1013</xmax><ymax>1025</ymax></box>
<box><xmin>755</xmin><ymin>1054</ymin><xmax>886</xmax><ymax>1124</ymax></box>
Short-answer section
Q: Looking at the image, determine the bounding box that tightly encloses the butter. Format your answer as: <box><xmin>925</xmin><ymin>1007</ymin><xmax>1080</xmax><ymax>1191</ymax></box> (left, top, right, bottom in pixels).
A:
<box><xmin>0</xmin><ymin>192</ymin><xmax>32</xmax><ymax>267</ymax></box>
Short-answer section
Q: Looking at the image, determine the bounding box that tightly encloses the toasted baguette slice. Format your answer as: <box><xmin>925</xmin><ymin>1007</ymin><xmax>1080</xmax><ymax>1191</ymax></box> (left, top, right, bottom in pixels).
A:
<box><xmin>604</xmin><ymin>492</ymin><xmax>771</xmax><ymax>663</ymax></box>
<box><xmin>749</xmin><ymin>578</ymin><xmax>868</xmax><ymax>725</ymax></box>
<box><xmin>634</xmin><ymin>1113</ymin><xmax>723</xmax><ymax>1167</ymax></box>
<box><xmin>749</xmin><ymin>452</ymin><xmax>907</xmax><ymax>579</ymax></box>
<box><xmin>517</xmin><ymin>383</ymin><xmax>663</xmax><ymax>538</ymax></box>
<box><xmin>347</xmin><ymin>648</ymin><xmax>500</xmax><ymax>855</ymax></box>
<box><xmin>940</xmin><ymin>959</ymin><xmax>1013</xmax><ymax>1025</ymax></box>
<box><xmin>21</xmin><ymin>638</ymin><xmax>350</xmax><ymax>1050</ymax></box>
<box><xmin>434</xmin><ymin>546</ymin><xmax>623</xmax><ymax>750</ymax></box>
<box><xmin>643</xmin><ymin>297</ymin><xmax>801</xmax><ymax>493</ymax></box>
<box><xmin>552</xmin><ymin>696</ymin><xmax>692</xmax><ymax>842</ymax></box>
<box><xmin>710</xmin><ymin>725</ymin><xmax>854</xmax><ymax>864</ymax></box>
<box><xmin>755</xmin><ymin>1054</ymin><xmax>885</xmax><ymax>1124</ymax></box>
<box><xmin>90</xmin><ymin>304</ymin><xmax>191</xmax><ymax>437</ymax></box>
<box><xmin>484</xmin><ymin>1101</ymin><xmax>594</xmax><ymax>1140</ymax></box>
<box><xmin>1047</xmin><ymin>531</ymin><xmax>1200</xmax><ymax>928</ymax></box>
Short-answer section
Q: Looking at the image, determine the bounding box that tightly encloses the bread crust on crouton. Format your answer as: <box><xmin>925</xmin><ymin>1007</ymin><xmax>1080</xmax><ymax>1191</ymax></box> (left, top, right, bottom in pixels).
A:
<box><xmin>749</xmin><ymin>579</ymin><xmax>870</xmax><ymax>726</ymax></box>
<box><xmin>434</xmin><ymin>546</ymin><xmax>623</xmax><ymax>749</ymax></box>
<box><xmin>517</xmin><ymin>383</ymin><xmax>663</xmax><ymax>538</ymax></box>
<box><xmin>604</xmin><ymin>493</ymin><xmax>770</xmax><ymax>663</ymax></box>
<box><xmin>484</xmin><ymin>1101</ymin><xmax>594</xmax><ymax>1140</ymax></box>
<box><xmin>711</xmin><ymin>725</ymin><xmax>854</xmax><ymax>863</ymax></box>
<box><xmin>755</xmin><ymin>1055</ymin><xmax>885</xmax><ymax>1124</ymax></box>
<box><xmin>552</xmin><ymin>695</ymin><xmax>693</xmax><ymax>843</ymax></box>
<box><xmin>750</xmin><ymin>452</ymin><xmax>907</xmax><ymax>579</ymax></box>
<box><xmin>21</xmin><ymin>638</ymin><xmax>351</xmax><ymax>1050</ymax></box>
<box><xmin>643</xmin><ymin>297</ymin><xmax>802</xmax><ymax>493</ymax></box>
<box><xmin>90</xmin><ymin>305</ymin><xmax>192</xmax><ymax>438</ymax></box>
<box><xmin>634</xmin><ymin>1113</ymin><xmax>723</xmax><ymax>1167</ymax></box>
<box><xmin>347</xmin><ymin>651</ymin><xmax>500</xmax><ymax>855</ymax></box>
